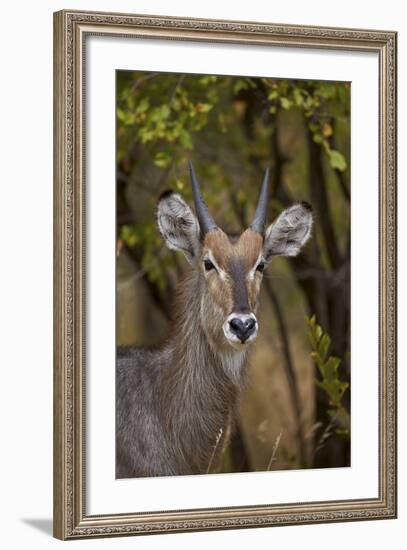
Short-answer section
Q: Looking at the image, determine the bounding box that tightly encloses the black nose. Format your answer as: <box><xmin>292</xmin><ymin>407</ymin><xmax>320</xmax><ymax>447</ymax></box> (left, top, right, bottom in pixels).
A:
<box><xmin>229</xmin><ymin>317</ymin><xmax>256</xmax><ymax>343</ymax></box>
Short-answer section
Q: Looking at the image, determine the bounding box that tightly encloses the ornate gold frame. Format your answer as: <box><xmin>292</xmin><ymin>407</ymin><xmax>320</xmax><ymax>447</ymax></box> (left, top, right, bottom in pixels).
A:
<box><xmin>53</xmin><ymin>9</ymin><xmax>397</xmax><ymax>540</ymax></box>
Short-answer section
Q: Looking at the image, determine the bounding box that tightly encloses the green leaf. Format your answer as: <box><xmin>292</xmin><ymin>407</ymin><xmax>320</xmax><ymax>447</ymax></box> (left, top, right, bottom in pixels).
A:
<box><xmin>233</xmin><ymin>79</ymin><xmax>249</xmax><ymax>94</ymax></box>
<box><xmin>327</xmin><ymin>149</ymin><xmax>347</xmax><ymax>171</ymax></box>
<box><xmin>307</xmin><ymin>315</ymin><xmax>349</xmax><ymax>435</ymax></box>
<box><xmin>318</xmin><ymin>334</ymin><xmax>331</xmax><ymax>362</ymax></box>
<box><xmin>195</xmin><ymin>103</ymin><xmax>213</xmax><ymax>113</ymax></box>
<box><xmin>293</xmin><ymin>88</ymin><xmax>304</xmax><ymax>106</ymax></box>
<box><xmin>335</xmin><ymin>427</ymin><xmax>350</xmax><ymax>437</ymax></box>
<box><xmin>309</xmin><ymin>314</ymin><xmax>316</xmax><ymax>327</ymax></box>
<box><xmin>315</xmin><ymin>323</ymin><xmax>322</xmax><ymax>344</ymax></box>
<box><xmin>280</xmin><ymin>97</ymin><xmax>293</xmax><ymax>110</ymax></box>
<box><xmin>312</xmin><ymin>353</ymin><xmax>325</xmax><ymax>376</ymax></box>
<box><xmin>306</xmin><ymin>315</ymin><xmax>319</xmax><ymax>349</ymax></box>
<box><xmin>117</xmin><ymin>107</ymin><xmax>126</xmax><ymax>122</ymax></box>
<box><xmin>120</xmin><ymin>224</ymin><xmax>140</xmax><ymax>247</ymax></box>
<box><xmin>135</xmin><ymin>97</ymin><xmax>150</xmax><ymax>115</ymax></box>
<box><xmin>199</xmin><ymin>75</ymin><xmax>218</xmax><ymax>86</ymax></box>
<box><xmin>324</xmin><ymin>357</ymin><xmax>341</xmax><ymax>380</ymax></box>
<box><xmin>154</xmin><ymin>151</ymin><xmax>172</xmax><ymax>168</ymax></box>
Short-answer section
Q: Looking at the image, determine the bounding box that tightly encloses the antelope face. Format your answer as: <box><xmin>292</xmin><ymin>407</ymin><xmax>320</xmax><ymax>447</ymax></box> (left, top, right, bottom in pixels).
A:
<box><xmin>157</xmin><ymin>162</ymin><xmax>313</xmax><ymax>351</ymax></box>
<box><xmin>201</xmin><ymin>228</ymin><xmax>263</xmax><ymax>349</ymax></box>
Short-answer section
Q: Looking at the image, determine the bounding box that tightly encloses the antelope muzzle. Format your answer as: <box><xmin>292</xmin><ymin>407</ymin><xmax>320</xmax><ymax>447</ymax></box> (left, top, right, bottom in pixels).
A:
<box><xmin>224</xmin><ymin>313</ymin><xmax>258</xmax><ymax>345</ymax></box>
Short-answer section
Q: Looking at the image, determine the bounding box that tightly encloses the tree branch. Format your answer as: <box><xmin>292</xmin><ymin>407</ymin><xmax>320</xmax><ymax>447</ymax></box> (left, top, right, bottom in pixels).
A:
<box><xmin>263</xmin><ymin>278</ymin><xmax>307</xmax><ymax>466</ymax></box>
<box><xmin>307</xmin><ymin>128</ymin><xmax>342</xmax><ymax>269</ymax></box>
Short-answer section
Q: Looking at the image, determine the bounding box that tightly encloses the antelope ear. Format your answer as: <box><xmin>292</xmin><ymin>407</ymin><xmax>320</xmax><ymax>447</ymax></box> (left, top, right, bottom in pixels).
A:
<box><xmin>263</xmin><ymin>202</ymin><xmax>313</xmax><ymax>261</ymax></box>
<box><xmin>156</xmin><ymin>191</ymin><xmax>201</xmax><ymax>264</ymax></box>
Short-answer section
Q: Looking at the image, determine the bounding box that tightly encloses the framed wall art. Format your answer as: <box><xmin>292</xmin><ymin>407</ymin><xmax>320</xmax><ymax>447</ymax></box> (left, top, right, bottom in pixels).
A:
<box><xmin>53</xmin><ymin>9</ymin><xmax>397</xmax><ymax>540</ymax></box>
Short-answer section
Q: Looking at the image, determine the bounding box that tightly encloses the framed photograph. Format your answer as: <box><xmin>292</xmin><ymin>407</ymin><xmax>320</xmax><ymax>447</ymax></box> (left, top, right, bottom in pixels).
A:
<box><xmin>53</xmin><ymin>9</ymin><xmax>397</xmax><ymax>540</ymax></box>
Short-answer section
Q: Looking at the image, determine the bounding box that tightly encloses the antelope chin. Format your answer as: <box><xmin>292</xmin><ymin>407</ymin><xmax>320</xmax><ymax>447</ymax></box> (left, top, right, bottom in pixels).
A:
<box><xmin>228</xmin><ymin>340</ymin><xmax>255</xmax><ymax>351</ymax></box>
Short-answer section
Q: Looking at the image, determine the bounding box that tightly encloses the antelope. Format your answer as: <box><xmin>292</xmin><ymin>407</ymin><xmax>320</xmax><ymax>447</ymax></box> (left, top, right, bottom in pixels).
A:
<box><xmin>116</xmin><ymin>162</ymin><xmax>313</xmax><ymax>478</ymax></box>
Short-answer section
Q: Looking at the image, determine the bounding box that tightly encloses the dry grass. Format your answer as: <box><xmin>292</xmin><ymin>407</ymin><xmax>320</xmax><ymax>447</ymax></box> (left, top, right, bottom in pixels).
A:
<box><xmin>266</xmin><ymin>430</ymin><xmax>283</xmax><ymax>471</ymax></box>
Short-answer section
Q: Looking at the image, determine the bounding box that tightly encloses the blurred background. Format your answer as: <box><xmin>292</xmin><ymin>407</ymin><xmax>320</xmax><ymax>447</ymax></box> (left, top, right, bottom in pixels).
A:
<box><xmin>116</xmin><ymin>71</ymin><xmax>350</xmax><ymax>472</ymax></box>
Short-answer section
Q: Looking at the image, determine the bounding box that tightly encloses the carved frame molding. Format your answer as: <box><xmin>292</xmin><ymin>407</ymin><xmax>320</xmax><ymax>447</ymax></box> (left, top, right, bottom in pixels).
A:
<box><xmin>53</xmin><ymin>10</ymin><xmax>397</xmax><ymax>540</ymax></box>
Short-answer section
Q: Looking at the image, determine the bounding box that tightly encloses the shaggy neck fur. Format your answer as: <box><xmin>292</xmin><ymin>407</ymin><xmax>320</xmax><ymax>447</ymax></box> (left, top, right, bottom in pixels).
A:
<box><xmin>160</xmin><ymin>269</ymin><xmax>249</xmax><ymax>473</ymax></box>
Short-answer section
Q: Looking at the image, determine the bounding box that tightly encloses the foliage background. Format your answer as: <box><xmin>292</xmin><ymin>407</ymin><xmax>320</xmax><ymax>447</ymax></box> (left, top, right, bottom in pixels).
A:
<box><xmin>116</xmin><ymin>70</ymin><xmax>351</xmax><ymax>472</ymax></box>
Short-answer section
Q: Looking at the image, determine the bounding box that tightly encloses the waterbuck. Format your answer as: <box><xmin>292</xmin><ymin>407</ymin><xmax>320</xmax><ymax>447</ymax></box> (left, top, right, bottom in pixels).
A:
<box><xmin>116</xmin><ymin>162</ymin><xmax>313</xmax><ymax>478</ymax></box>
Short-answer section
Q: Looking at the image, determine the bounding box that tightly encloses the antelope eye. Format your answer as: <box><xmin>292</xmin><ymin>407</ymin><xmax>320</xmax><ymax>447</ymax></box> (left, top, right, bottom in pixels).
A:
<box><xmin>204</xmin><ymin>259</ymin><xmax>215</xmax><ymax>272</ymax></box>
<box><xmin>256</xmin><ymin>261</ymin><xmax>265</xmax><ymax>273</ymax></box>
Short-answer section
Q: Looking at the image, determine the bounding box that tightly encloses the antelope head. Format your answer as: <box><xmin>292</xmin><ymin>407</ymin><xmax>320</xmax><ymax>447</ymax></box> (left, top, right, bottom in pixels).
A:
<box><xmin>157</xmin><ymin>162</ymin><xmax>313</xmax><ymax>351</ymax></box>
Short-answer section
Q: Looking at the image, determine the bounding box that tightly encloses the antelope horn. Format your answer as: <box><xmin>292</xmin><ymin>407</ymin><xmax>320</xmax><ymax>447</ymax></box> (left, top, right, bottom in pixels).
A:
<box><xmin>189</xmin><ymin>161</ymin><xmax>218</xmax><ymax>237</ymax></box>
<box><xmin>250</xmin><ymin>168</ymin><xmax>270</xmax><ymax>234</ymax></box>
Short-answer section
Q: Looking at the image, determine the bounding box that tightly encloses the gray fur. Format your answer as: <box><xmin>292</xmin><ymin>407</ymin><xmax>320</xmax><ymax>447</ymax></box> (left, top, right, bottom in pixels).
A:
<box><xmin>116</xmin><ymin>270</ymin><xmax>246</xmax><ymax>478</ymax></box>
